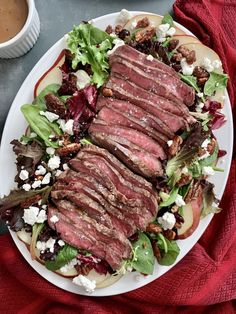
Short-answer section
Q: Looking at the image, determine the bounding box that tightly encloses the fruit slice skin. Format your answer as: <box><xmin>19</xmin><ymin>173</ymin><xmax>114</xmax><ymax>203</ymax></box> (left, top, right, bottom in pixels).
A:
<box><xmin>124</xmin><ymin>14</ymin><xmax>186</xmax><ymax>35</ymax></box>
<box><xmin>34</xmin><ymin>49</ymin><xmax>65</xmax><ymax>98</ymax></box>
<box><xmin>177</xmin><ymin>194</ymin><xmax>203</xmax><ymax>239</ymax></box>
<box><xmin>172</xmin><ymin>35</ymin><xmax>201</xmax><ymax>47</ymax></box>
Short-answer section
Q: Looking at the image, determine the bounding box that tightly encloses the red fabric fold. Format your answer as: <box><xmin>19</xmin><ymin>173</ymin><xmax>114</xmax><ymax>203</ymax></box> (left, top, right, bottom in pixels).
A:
<box><xmin>0</xmin><ymin>1</ymin><xmax>236</xmax><ymax>313</ymax></box>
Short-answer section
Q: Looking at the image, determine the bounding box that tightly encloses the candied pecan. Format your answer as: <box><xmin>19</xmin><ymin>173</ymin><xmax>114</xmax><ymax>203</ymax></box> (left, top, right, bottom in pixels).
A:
<box><xmin>163</xmin><ymin>229</ymin><xmax>177</xmax><ymax>240</ymax></box>
<box><xmin>171</xmin><ymin>52</ymin><xmax>182</xmax><ymax>62</ymax></box>
<box><xmin>197</xmin><ymin>76</ymin><xmax>209</xmax><ymax>86</ymax></box>
<box><xmin>105</xmin><ymin>24</ymin><xmax>113</xmax><ymax>34</ymax></box>
<box><xmin>168</xmin><ymin>39</ymin><xmax>179</xmax><ymax>52</ymax></box>
<box><xmin>175</xmin><ymin>212</ymin><xmax>184</xmax><ymax>224</ymax></box>
<box><xmin>174</xmin><ymin>222</ymin><xmax>182</xmax><ymax>229</ymax></box>
<box><xmin>135</xmin><ymin>26</ymin><xmax>156</xmax><ymax>43</ymax></box>
<box><xmin>56</xmin><ymin>143</ymin><xmax>81</xmax><ymax>157</ymax></box>
<box><xmin>20</xmin><ymin>195</ymin><xmax>42</xmax><ymax>209</ymax></box>
<box><xmin>207</xmin><ymin>138</ymin><xmax>216</xmax><ymax>155</ymax></box>
<box><xmin>186</xmin><ymin>50</ymin><xmax>196</xmax><ymax>65</ymax></box>
<box><xmin>177</xmin><ymin>173</ymin><xmax>193</xmax><ymax>187</ymax></box>
<box><xmin>75</xmin><ymin>264</ymin><xmax>92</xmax><ymax>276</ymax></box>
<box><xmin>115</xmin><ymin>24</ymin><xmax>123</xmax><ymax>34</ymax></box>
<box><xmin>152</xmin><ymin>241</ymin><xmax>161</xmax><ymax>260</ymax></box>
<box><xmin>45</xmin><ymin>93</ymin><xmax>67</xmax><ymax>118</ymax></box>
<box><xmin>102</xmin><ymin>87</ymin><xmax>113</xmax><ymax>97</ymax></box>
<box><xmin>146</xmin><ymin>223</ymin><xmax>162</xmax><ymax>234</ymax></box>
<box><xmin>172</xmin><ymin>63</ymin><xmax>182</xmax><ymax>72</ymax></box>
<box><xmin>177</xmin><ymin>45</ymin><xmax>190</xmax><ymax>57</ymax></box>
<box><xmin>185</xmin><ymin>181</ymin><xmax>202</xmax><ymax>203</ymax></box>
<box><xmin>168</xmin><ymin>135</ymin><xmax>183</xmax><ymax>156</ymax></box>
<box><xmin>136</xmin><ymin>17</ymin><xmax>150</xmax><ymax>28</ymax></box>
<box><xmin>193</xmin><ymin>66</ymin><xmax>209</xmax><ymax>78</ymax></box>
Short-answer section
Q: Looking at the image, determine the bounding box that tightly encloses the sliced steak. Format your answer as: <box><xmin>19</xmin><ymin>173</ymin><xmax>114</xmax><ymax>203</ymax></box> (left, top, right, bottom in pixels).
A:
<box><xmin>106</xmin><ymin>76</ymin><xmax>187</xmax><ymax>132</ymax></box>
<box><xmin>110</xmin><ymin>54</ymin><xmax>195</xmax><ymax>107</ymax></box>
<box><xmin>48</xmin><ymin>206</ymin><xmax>131</xmax><ymax>269</ymax></box>
<box><xmin>97</xmin><ymin>96</ymin><xmax>173</xmax><ymax>139</ymax></box>
<box><xmin>112</xmin><ymin>44</ymin><xmax>179</xmax><ymax>78</ymax></box>
<box><xmin>89</xmin><ymin>120</ymin><xmax>166</xmax><ymax>160</ymax></box>
<box><xmin>89</xmin><ymin>132</ymin><xmax>164</xmax><ymax>179</ymax></box>
<box><xmin>97</xmin><ymin>105</ymin><xmax>167</xmax><ymax>147</ymax></box>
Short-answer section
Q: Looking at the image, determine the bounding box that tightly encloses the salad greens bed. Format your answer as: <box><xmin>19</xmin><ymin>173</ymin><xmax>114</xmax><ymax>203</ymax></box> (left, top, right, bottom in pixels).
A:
<box><xmin>0</xmin><ymin>13</ymin><xmax>228</xmax><ymax>280</ymax></box>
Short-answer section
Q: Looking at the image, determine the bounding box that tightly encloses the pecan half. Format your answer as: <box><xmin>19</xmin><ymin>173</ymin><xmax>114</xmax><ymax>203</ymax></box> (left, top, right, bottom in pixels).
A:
<box><xmin>105</xmin><ymin>24</ymin><xmax>113</xmax><ymax>34</ymax></box>
<box><xmin>146</xmin><ymin>223</ymin><xmax>162</xmax><ymax>233</ymax></box>
<box><xmin>168</xmin><ymin>135</ymin><xmax>183</xmax><ymax>156</ymax></box>
<box><xmin>197</xmin><ymin>77</ymin><xmax>209</xmax><ymax>86</ymax></box>
<box><xmin>135</xmin><ymin>26</ymin><xmax>156</xmax><ymax>43</ymax></box>
<box><xmin>56</xmin><ymin>143</ymin><xmax>81</xmax><ymax>157</ymax></box>
<box><xmin>177</xmin><ymin>173</ymin><xmax>193</xmax><ymax>187</ymax></box>
<box><xmin>163</xmin><ymin>229</ymin><xmax>177</xmax><ymax>240</ymax></box>
<box><xmin>102</xmin><ymin>87</ymin><xmax>113</xmax><ymax>97</ymax></box>
<box><xmin>193</xmin><ymin>66</ymin><xmax>209</xmax><ymax>78</ymax></box>
<box><xmin>136</xmin><ymin>17</ymin><xmax>150</xmax><ymax>28</ymax></box>
<box><xmin>45</xmin><ymin>93</ymin><xmax>67</xmax><ymax>118</ymax></box>
<box><xmin>115</xmin><ymin>24</ymin><xmax>123</xmax><ymax>34</ymax></box>
<box><xmin>152</xmin><ymin>241</ymin><xmax>161</xmax><ymax>260</ymax></box>
<box><xmin>177</xmin><ymin>45</ymin><xmax>190</xmax><ymax>57</ymax></box>
<box><xmin>186</xmin><ymin>50</ymin><xmax>196</xmax><ymax>65</ymax></box>
<box><xmin>168</xmin><ymin>39</ymin><xmax>179</xmax><ymax>52</ymax></box>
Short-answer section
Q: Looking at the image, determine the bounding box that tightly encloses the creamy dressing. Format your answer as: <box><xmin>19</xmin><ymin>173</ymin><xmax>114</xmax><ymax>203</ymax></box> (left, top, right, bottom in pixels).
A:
<box><xmin>0</xmin><ymin>0</ymin><xmax>28</xmax><ymax>43</ymax></box>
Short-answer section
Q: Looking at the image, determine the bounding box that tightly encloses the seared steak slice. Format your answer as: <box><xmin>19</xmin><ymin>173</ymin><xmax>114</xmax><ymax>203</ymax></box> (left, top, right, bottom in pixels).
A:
<box><xmin>48</xmin><ymin>206</ymin><xmax>132</xmax><ymax>269</ymax></box>
<box><xmin>110</xmin><ymin>54</ymin><xmax>195</xmax><ymax>107</ymax></box>
<box><xmin>89</xmin><ymin>132</ymin><xmax>164</xmax><ymax>179</ymax></box>
<box><xmin>106</xmin><ymin>77</ymin><xmax>187</xmax><ymax>132</ymax></box>
<box><xmin>97</xmin><ymin>96</ymin><xmax>173</xmax><ymax>139</ymax></box>
<box><xmin>97</xmin><ymin>105</ymin><xmax>167</xmax><ymax>146</ymax></box>
<box><xmin>112</xmin><ymin>44</ymin><xmax>179</xmax><ymax>78</ymax></box>
<box><xmin>89</xmin><ymin>120</ymin><xmax>166</xmax><ymax>160</ymax></box>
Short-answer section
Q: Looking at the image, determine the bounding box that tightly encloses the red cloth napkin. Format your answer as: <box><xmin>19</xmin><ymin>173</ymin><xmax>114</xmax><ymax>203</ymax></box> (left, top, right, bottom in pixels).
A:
<box><xmin>1</xmin><ymin>1</ymin><xmax>236</xmax><ymax>313</ymax></box>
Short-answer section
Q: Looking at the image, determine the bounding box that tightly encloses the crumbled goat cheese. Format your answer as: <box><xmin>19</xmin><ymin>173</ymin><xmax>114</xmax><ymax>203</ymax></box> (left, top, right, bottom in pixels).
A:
<box><xmin>167</xmin><ymin>140</ymin><xmax>173</xmax><ymax>147</ymax></box>
<box><xmin>107</xmin><ymin>38</ymin><xmax>125</xmax><ymax>55</ymax></box>
<box><xmin>58</xmin><ymin>119</ymin><xmax>74</xmax><ymax>135</ymax></box>
<box><xmin>175</xmin><ymin>194</ymin><xmax>186</xmax><ymax>206</ymax></box>
<box><xmin>62</xmin><ymin>163</ymin><xmax>69</xmax><ymax>171</ymax></box>
<box><xmin>36</xmin><ymin>237</ymin><xmax>56</xmax><ymax>253</ymax></box>
<box><xmin>60</xmin><ymin>258</ymin><xmax>78</xmax><ymax>273</ymax></box>
<box><xmin>196</xmin><ymin>102</ymin><xmax>205</xmax><ymax>112</ymax></box>
<box><xmin>39</xmin><ymin>111</ymin><xmax>59</xmax><ymax>122</ymax></box>
<box><xmin>212</xmin><ymin>59</ymin><xmax>222</xmax><ymax>69</ymax></box>
<box><xmin>201</xmin><ymin>138</ymin><xmax>211</xmax><ymax>148</ymax></box>
<box><xmin>181</xmin><ymin>166</ymin><xmax>189</xmax><ymax>174</ymax></box>
<box><xmin>198</xmin><ymin>151</ymin><xmax>210</xmax><ymax>160</ymax></box>
<box><xmin>30</xmin><ymin>132</ymin><xmax>37</xmax><ymax>138</ymax></box>
<box><xmin>23</xmin><ymin>206</ymin><xmax>47</xmax><ymax>225</ymax></box>
<box><xmin>197</xmin><ymin>92</ymin><xmax>204</xmax><ymax>98</ymax></box>
<box><xmin>58</xmin><ymin>239</ymin><xmax>65</xmax><ymax>247</ymax></box>
<box><xmin>22</xmin><ymin>183</ymin><xmax>31</xmax><ymax>191</ymax></box>
<box><xmin>36</xmin><ymin>209</ymin><xmax>47</xmax><ymax>223</ymax></box>
<box><xmin>180</xmin><ymin>58</ymin><xmax>194</xmax><ymax>75</ymax></box>
<box><xmin>158</xmin><ymin>212</ymin><xmax>176</xmax><ymax>230</ymax></box>
<box><xmin>48</xmin><ymin>155</ymin><xmax>61</xmax><ymax>170</ymax></box>
<box><xmin>46</xmin><ymin>147</ymin><xmax>55</xmax><ymax>155</ymax></box>
<box><xmin>146</xmin><ymin>54</ymin><xmax>154</xmax><ymax>61</ymax></box>
<box><xmin>35</xmin><ymin>165</ymin><xmax>47</xmax><ymax>176</ymax></box>
<box><xmin>42</xmin><ymin>205</ymin><xmax>47</xmax><ymax>210</ymax></box>
<box><xmin>19</xmin><ymin>169</ymin><xmax>29</xmax><ymax>181</ymax></box>
<box><xmin>202</xmin><ymin>166</ymin><xmax>215</xmax><ymax>176</ymax></box>
<box><xmin>73</xmin><ymin>274</ymin><xmax>96</xmax><ymax>293</ymax></box>
<box><xmin>55</xmin><ymin>169</ymin><xmax>63</xmax><ymax>177</ymax></box>
<box><xmin>36</xmin><ymin>241</ymin><xmax>47</xmax><ymax>251</ymax></box>
<box><xmin>116</xmin><ymin>9</ymin><xmax>132</xmax><ymax>25</ymax></box>
<box><xmin>166</xmin><ymin>26</ymin><xmax>176</xmax><ymax>36</ymax></box>
<box><xmin>31</xmin><ymin>180</ymin><xmax>42</xmax><ymax>189</ymax></box>
<box><xmin>41</xmin><ymin>173</ymin><xmax>51</xmax><ymax>185</ymax></box>
<box><xmin>158</xmin><ymin>23</ymin><xmax>170</xmax><ymax>33</ymax></box>
<box><xmin>201</xmin><ymin>57</ymin><xmax>214</xmax><ymax>72</ymax></box>
<box><xmin>38</xmin><ymin>199</ymin><xmax>42</xmax><ymax>205</ymax></box>
<box><xmin>58</xmin><ymin>140</ymin><xmax>64</xmax><ymax>146</ymax></box>
<box><xmin>50</xmin><ymin>215</ymin><xmax>59</xmax><ymax>223</ymax></box>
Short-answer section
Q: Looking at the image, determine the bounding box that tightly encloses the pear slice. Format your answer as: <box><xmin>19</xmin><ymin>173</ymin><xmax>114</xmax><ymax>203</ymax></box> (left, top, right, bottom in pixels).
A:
<box><xmin>34</xmin><ymin>49</ymin><xmax>65</xmax><ymax>97</ymax></box>
<box><xmin>124</xmin><ymin>14</ymin><xmax>186</xmax><ymax>35</ymax></box>
<box><xmin>172</xmin><ymin>35</ymin><xmax>201</xmax><ymax>47</ymax></box>
<box><xmin>178</xmin><ymin>194</ymin><xmax>202</xmax><ymax>239</ymax></box>
<box><xmin>17</xmin><ymin>228</ymin><xmax>32</xmax><ymax>245</ymax></box>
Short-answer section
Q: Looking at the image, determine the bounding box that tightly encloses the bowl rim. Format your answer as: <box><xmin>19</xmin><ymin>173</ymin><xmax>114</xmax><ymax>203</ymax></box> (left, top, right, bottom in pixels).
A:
<box><xmin>0</xmin><ymin>0</ymin><xmax>35</xmax><ymax>48</ymax></box>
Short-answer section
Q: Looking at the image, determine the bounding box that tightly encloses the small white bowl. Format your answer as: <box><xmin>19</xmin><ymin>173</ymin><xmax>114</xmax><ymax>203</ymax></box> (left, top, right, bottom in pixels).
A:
<box><xmin>0</xmin><ymin>0</ymin><xmax>40</xmax><ymax>58</ymax></box>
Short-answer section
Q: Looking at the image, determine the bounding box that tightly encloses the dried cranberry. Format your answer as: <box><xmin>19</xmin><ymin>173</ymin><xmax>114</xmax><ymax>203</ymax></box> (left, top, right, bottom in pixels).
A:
<box><xmin>118</xmin><ymin>29</ymin><xmax>130</xmax><ymax>40</ymax></box>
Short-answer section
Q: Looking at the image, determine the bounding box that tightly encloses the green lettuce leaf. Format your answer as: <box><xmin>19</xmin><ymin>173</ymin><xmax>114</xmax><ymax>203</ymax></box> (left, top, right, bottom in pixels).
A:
<box><xmin>162</xmin><ymin>13</ymin><xmax>174</xmax><ymax>27</ymax></box>
<box><xmin>67</xmin><ymin>23</ymin><xmax>113</xmax><ymax>87</ymax></box>
<box><xmin>156</xmin><ymin>234</ymin><xmax>180</xmax><ymax>266</ymax></box>
<box><xmin>201</xmin><ymin>182</ymin><xmax>221</xmax><ymax>218</ymax></box>
<box><xmin>131</xmin><ymin>233</ymin><xmax>155</xmax><ymax>275</ymax></box>
<box><xmin>159</xmin><ymin>187</ymin><xmax>179</xmax><ymax>208</ymax></box>
<box><xmin>45</xmin><ymin>244</ymin><xmax>78</xmax><ymax>271</ymax></box>
<box><xmin>21</xmin><ymin>104</ymin><xmax>62</xmax><ymax>148</ymax></box>
<box><xmin>204</xmin><ymin>72</ymin><xmax>228</xmax><ymax>96</ymax></box>
<box><xmin>180</xmin><ymin>74</ymin><xmax>201</xmax><ymax>93</ymax></box>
